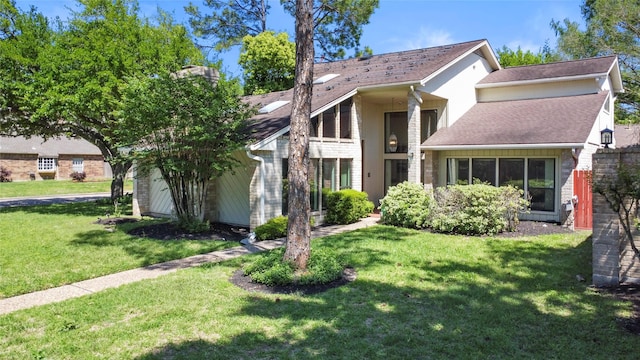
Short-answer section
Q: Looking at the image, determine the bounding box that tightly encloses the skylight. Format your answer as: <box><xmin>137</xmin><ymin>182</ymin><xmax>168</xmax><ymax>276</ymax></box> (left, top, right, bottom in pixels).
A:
<box><xmin>313</xmin><ymin>73</ymin><xmax>340</xmax><ymax>84</ymax></box>
<box><xmin>258</xmin><ymin>100</ymin><xmax>290</xmax><ymax>114</ymax></box>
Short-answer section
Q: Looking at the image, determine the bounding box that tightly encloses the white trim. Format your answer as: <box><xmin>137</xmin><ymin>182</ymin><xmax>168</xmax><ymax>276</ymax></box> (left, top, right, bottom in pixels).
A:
<box><xmin>422</xmin><ymin>143</ymin><xmax>585</xmax><ymax>151</ymax></box>
<box><xmin>420</xmin><ymin>40</ymin><xmax>500</xmax><ymax>86</ymax></box>
<box><xmin>475</xmin><ymin>73</ymin><xmax>608</xmax><ymax>89</ymax></box>
<box><xmin>246</xmin><ymin>149</ymin><xmax>265</xmax><ymax>225</ymax></box>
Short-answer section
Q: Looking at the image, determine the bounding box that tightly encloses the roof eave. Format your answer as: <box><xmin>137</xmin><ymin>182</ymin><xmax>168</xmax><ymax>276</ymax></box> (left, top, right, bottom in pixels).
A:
<box><xmin>421</xmin><ymin>143</ymin><xmax>586</xmax><ymax>151</ymax></box>
<box><xmin>476</xmin><ymin>73</ymin><xmax>608</xmax><ymax>89</ymax></box>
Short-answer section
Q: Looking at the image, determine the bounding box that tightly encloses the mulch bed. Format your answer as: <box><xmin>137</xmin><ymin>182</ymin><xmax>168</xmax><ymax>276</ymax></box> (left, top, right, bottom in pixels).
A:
<box><xmin>229</xmin><ymin>267</ymin><xmax>357</xmax><ymax>296</ymax></box>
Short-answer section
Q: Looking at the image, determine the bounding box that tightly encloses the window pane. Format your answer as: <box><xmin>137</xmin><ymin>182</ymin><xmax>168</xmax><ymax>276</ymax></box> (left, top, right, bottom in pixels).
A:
<box><xmin>499</xmin><ymin>158</ymin><xmax>524</xmax><ymax>188</ymax></box>
<box><xmin>340</xmin><ymin>159</ymin><xmax>351</xmax><ymax>189</ymax></box>
<box><xmin>323</xmin><ymin>107</ymin><xmax>336</xmax><ymax>138</ymax></box>
<box><xmin>310</xmin><ymin>116</ymin><xmax>319</xmax><ymax>137</ymax></box>
<box><xmin>310</xmin><ymin>159</ymin><xmax>320</xmax><ymax>211</ymax></box>
<box><xmin>471</xmin><ymin>158</ymin><xmax>496</xmax><ymax>185</ymax></box>
<box><xmin>322</xmin><ymin>159</ymin><xmax>336</xmax><ymax>209</ymax></box>
<box><xmin>340</xmin><ymin>99</ymin><xmax>352</xmax><ymax>139</ymax></box>
<box><xmin>420</xmin><ymin>109</ymin><xmax>437</xmax><ymax>143</ymax></box>
<box><xmin>446</xmin><ymin>158</ymin><xmax>469</xmax><ymax>185</ymax></box>
<box><xmin>385</xmin><ymin>159</ymin><xmax>407</xmax><ymax>190</ymax></box>
<box><xmin>282</xmin><ymin>159</ymin><xmax>288</xmax><ymax>215</ymax></box>
<box><xmin>528</xmin><ymin>158</ymin><xmax>555</xmax><ymax>212</ymax></box>
<box><xmin>38</xmin><ymin>158</ymin><xmax>56</xmax><ymax>171</ymax></box>
<box><xmin>72</xmin><ymin>158</ymin><xmax>84</xmax><ymax>173</ymax></box>
<box><xmin>385</xmin><ymin>112</ymin><xmax>407</xmax><ymax>153</ymax></box>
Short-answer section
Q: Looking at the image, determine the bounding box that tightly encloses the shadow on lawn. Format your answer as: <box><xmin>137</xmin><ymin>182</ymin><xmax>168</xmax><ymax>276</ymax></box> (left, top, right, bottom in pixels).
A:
<box><xmin>0</xmin><ymin>199</ymin><xmax>113</xmax><ymax>217</ymax></box>
<box><xmin>135</xmin><ymin>231</ymin><xmax>632</xmax><ymax>359</ymax></box>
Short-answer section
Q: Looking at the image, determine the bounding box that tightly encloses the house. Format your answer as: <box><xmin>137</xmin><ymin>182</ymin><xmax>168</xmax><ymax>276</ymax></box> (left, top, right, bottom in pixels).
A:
<box><xmin>133</xmin><ymin>39</ymin><xmax>623</xmax><ymax>229</ymax></box>
<box><xmin>0</xmin><ymin>136</ymin><xmax>111</xmax><ymax>181</ymax></box>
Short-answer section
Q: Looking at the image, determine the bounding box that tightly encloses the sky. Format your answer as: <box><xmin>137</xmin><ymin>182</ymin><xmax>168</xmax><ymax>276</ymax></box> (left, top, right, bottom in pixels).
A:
<box><xmin>14</xmin><ymin>0</ymin><xmax>585</xmax><ymax>78</ymax></box>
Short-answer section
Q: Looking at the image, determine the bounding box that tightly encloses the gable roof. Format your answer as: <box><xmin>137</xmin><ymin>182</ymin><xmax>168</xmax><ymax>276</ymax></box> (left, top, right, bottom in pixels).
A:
<box><xmin>0</xmin><ymin>136</ymin><xmax>103</xmax><ymax>157</ymax></box>
<box><xmin>422</xmin><ymin>92</ymin><xmax>609</xmax><ymax>150</ymax></box>
<box><xmin>477</xmin><ymin>56</ymin><xmax>623</xmax><ymax>92</ymax></box>
<box><xmin>246</xmin><ymin>39</ymin><xmax>496</xmax><ymax>147</ymax></box>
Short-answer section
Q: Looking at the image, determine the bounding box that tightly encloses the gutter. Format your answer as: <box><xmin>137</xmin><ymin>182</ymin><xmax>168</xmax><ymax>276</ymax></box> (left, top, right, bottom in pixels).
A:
<box><xmin>245</xmin><ymin>149</ymin><xmax>265</xmax><ymax>225</ymax></box>
<box><xmin>421</xmin><ymin>143</ymin><xmax>586</xmax><ymax>151</ymax></box>
<box><xmin>475</xmin><ymin>73</ymin><xmax>608</xmax><ymax>89</ymax></box>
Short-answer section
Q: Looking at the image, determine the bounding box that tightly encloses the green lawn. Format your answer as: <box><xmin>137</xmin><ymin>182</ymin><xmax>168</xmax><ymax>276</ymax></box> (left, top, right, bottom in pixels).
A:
<box><xmin>0</xmin><ymin>179</ymin><xmax>133</xmax><ymax>198</ymax></box>
<box><xmin>0</xmin><ymin>224</ymin><xmax>636</xmax><ymax>359</ymax></box>
<box><xmin>0</xmin><ymin>201</ymin><xmax>238</xmax><ymax>298</ymax></box>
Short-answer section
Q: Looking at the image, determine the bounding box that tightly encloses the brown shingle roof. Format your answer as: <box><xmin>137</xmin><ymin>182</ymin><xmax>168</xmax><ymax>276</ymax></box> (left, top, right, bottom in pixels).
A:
<box><xmin>0</xmin><ymin>136</ymin><xmax>103</xmax><ymax>156</ymax></box>
<box><xmin>478</xmin><ymin>56</ymin><xmax>617</xmax><ymax>85</ymax></box>
<box><xmin>246</xmin><ymin>40</ymin><xmax>489</xmax><ymax>142</ymax></box>
<box><xmin>422</xmin><ymin>92</ymin><xmax>609</xmax><ymax>148</ymax></box>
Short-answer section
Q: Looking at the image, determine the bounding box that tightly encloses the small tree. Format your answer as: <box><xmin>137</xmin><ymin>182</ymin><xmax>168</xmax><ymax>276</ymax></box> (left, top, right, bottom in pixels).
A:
<box><xmin>593</xmin><ymin>163</ymin><xmax>640</xmax><ymax>261</ymax></box>
<box><xmin>119</xmin><ymin>71</ymin><xmax>255</xmax><ymax>230</ymax></box>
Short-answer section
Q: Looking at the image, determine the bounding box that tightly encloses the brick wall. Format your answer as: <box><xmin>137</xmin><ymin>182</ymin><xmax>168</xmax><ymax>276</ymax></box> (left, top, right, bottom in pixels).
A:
<box><xmin>0</xmin><ymin>154</ymin><xmax>105</xmax><ymax>181</ymax></box>
<box><xmin>592</xmin><ymin>147</ymin><xmax>640</xmax><ymax>286</ymax></box>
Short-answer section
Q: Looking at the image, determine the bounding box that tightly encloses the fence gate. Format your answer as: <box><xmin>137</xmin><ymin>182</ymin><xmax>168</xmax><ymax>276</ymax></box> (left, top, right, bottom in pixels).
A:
<box><xmin>573</xmin><ymin>170</ymin><xmax>593</xmax><ymax>230</ymax></box>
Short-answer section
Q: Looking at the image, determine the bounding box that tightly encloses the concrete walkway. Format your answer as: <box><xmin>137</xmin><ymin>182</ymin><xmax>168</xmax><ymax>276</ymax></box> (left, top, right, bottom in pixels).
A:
<box><xmin>0</xmin><ymin>216</ymin><xmax>380</xmax><ymax>315</ymax></box>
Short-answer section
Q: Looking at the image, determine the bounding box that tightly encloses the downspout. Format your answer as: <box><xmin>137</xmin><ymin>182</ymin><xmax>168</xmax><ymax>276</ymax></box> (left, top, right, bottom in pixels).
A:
<box><xmin>246</xmin><ymin>148</ymin><xmax>266</xmax><ymax>225</ymax></box>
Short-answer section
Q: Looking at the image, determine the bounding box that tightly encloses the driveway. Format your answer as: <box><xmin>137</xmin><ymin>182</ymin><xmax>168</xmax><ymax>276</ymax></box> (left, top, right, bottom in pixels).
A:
<box><xmin>0</xmin><ymin>193</ymin><xmax>110</xmax><ymax>208</ymax></box>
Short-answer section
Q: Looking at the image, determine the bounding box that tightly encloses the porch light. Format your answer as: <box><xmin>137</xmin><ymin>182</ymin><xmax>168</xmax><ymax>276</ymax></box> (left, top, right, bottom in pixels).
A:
<box><xmin>388</xmin><ymin>133</ymin><xmax>398</xmax><ymax>152</ymax></box>
<box><xmin>600</xmin><ymin>127</ymin><xmax>613</xmax><ymax>148</ymax></box>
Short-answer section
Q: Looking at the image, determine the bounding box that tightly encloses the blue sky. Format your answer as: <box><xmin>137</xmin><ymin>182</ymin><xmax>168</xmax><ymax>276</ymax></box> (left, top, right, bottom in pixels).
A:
<box><xmin>15</xmin><ymin>0</ymin><xmax>584</xmax><ymax>77</ymax></box>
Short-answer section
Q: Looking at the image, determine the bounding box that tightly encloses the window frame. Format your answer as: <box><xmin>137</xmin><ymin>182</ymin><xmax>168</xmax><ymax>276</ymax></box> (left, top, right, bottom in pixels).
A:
<box><xmin>37</xmin><ymin>157</ymin><xmax>57</xmax><ymax>172</ymax></box>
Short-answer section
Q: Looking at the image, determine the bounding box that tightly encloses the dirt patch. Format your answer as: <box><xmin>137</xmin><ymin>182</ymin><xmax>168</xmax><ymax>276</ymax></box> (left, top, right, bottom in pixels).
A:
<box><xmin>229</xmin><ymin>267</ymin><xmax>357</xmax><ymax>296</ymax></box>
<box><xmin>126</xmin><ymin>221</ymin><xmax>249</xmax><ymax>241</ymax></box>
<box><xmin>598</xmin><ymin>284</ymin><xmax>640</xmax><ymax>335</ymax></box>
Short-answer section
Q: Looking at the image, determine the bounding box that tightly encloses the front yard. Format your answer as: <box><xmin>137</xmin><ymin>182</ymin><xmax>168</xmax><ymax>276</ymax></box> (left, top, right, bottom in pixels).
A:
<box><xmin>0</xmin><ymin>210</ymin><xmax>637</xmax><ymax>359</ymax></box>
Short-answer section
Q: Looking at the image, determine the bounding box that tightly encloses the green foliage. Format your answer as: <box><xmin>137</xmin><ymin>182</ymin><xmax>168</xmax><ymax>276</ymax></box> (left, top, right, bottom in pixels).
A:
<box><xmin>244</xmin><ymin>247</ymin><xmax>342</xmax><ymax>286</ymax></box>
<box><xmin>496</xmin><ymin>44</ymin><xmax>560</xmax><ymax>67</ymax></box>
<box><xmin>551</xmin><ymin>0</ymin><xmax>640</xmax><ymax>123</ymax></box>
<box><xmin>254</xmin><ymin>215</ymin><xmax>289</xmax><ymax>241</ymax></box>
<box><xmin>324</xmin><ymin>189</ymin><xmax>374</xmax><ymax>225</ymax></box>
<box><xmin>430</xmin><ymin>184</ymin><xmax>528</xmax><ymax>235</ymax></box>
<box><xmin>379</xmin><ymin>181</ymin><xmax>432</xmax><ymax>229</ymax></box>
<box><xmin>239</xmin><ymin>31</ymin><xmax>295</xmax><ymax>94</ymax></box>
<box><xmin>0</xmin><ymin>0</ymin><xmax>204</xmax><ymax>199</ymax></box>
<box><xmin>118</xmin><ymin>72</ymin><xmax>255</xmax><ymax>225</ymax></box>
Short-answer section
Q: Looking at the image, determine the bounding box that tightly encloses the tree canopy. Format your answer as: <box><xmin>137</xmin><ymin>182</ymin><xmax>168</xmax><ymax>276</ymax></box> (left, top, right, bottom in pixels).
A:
<box><xmin>118</xmin><ymin>71</ymin><xmax>255</xmax><ymax>228</ymax></box>
<box><xmin>0</xmin><ymin>0</ymin><xmax>204</xmax><ymax>199</ymax></box>
<box><xmin>496</xmin><ymin>44</ymin><xmax>560</xmax><ymax>67</ymax></box>
<box><xmin>552</xmin><ymin>0</ymin><xmax>640</xmax><ymax>123</ymax></box>
<box><xmin>186</xmin><ymin>0</ymin><xmax>379</xmax><ymax>60</ymax></box>
<box><xmin>239</xmin><ymin>31</ymin><xmax>296</xmax><ymax>94</ymax></box>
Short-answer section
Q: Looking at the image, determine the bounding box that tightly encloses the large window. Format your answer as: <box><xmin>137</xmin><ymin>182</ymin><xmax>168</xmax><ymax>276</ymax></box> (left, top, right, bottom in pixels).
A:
<box><xmin>446</xmin><ymin>157</ymin><xmax>556</xmax><ymax>212</ymax></box>
<box><xmin>38</xmin><ymin>157</ymin><xmax>56</xmax><ymax>172</ymax></box>
<box><xmin>385</xmin><ymin>112</ymin><xmax>408</xmax><ymax>153</ymax></box>
<box><xmin>421</xmin><ymin>109</ymin><xmax>438</xmax><ymax>142</ymax></box>
<box><xmin>385</xmin><ymin>159</ymin><xmax>407</xmax><ymax>189</ymax></box>
<box><xmin>322</xmin><ymin>107</ymin><xmax>336</xmax><ymax>138</ymax></box>
<box><xmin>322</xmin><ymin>159</ymin><xmax>336</xmax><ymax>209</ymax></box>
<box><xmin>340</xmin><ymin>159</ymin><xmax>352</xmax><ymax>189</ymax></box>
<box><xmin>340</xmin><ymin>99</ymin><xmax>352</xmax><ymax>139</ymax></box>
<box><xmin>310</xmin><ymin>99</ymin><xmax>352</xmax><ymax>139</ymax></box>
<box><xmin>72</xmin><ymin>158</ymin><xmax>84</xmax><ymax>173</ymax></box>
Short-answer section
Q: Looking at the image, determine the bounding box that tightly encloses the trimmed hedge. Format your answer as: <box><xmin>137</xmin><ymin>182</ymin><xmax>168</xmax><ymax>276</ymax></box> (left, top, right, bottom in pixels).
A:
<box><xmin>379</xmin><ymin>181</ymin><xmax>432</xmax><ymax>229</ymax></box>
<box><xmin>324</xmin><ymin>189</ymin><xmax>374</xmax><ymax>225</ymax></box>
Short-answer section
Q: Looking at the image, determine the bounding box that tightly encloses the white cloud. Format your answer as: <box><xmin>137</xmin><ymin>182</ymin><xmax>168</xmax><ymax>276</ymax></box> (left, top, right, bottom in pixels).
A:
<box><xmin>404</xmin><ymin>27</ymin><xmax>456</xmax><ymax>50</ymax></box>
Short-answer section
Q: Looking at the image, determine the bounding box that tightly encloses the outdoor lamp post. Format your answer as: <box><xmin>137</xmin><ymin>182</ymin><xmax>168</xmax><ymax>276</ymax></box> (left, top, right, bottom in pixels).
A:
<box><xmin>600</xmin><ymin>127</ymin><xmax>613</xmax><ymax>148</ymax></box>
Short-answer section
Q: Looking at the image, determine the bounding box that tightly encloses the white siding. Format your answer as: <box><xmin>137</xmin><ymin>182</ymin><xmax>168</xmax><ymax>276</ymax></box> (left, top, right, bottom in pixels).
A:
<box><xmin>149</xmin><ymin>169</ymin><xmax>174</xmax><ymax>216</ymax></box>
<box><xmin>478</xmin><ymin>79</ymin><xmax>599</xmax><ymax>102</ymax></box>
<box><xmin>217</xmin><ymin>153</ymin><xmax>254</xmax><ymax>226</ymax></box>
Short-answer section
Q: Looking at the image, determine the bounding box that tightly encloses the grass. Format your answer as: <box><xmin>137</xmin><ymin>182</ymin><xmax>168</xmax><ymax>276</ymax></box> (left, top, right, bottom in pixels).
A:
<box><xmin>0</xmin><ymin>201</ymin><xmax>238</xmax><ymax>299</ymax></box>
<box><xmin>0</xmin><ymin>224</ymin><xmax>637</xmax><ymax>359</ymax></box>
<box><xmin>0</xmin><ymin>179</ymin><xmax>133</xmax><ymax>198</ymax></box>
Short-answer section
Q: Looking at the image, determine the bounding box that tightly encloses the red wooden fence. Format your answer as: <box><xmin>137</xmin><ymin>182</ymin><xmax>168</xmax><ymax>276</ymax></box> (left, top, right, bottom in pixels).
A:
<box><xmin>573</xmin><ymin>170</ymin><xmax>593</xmax><ymax>230</ymax></box>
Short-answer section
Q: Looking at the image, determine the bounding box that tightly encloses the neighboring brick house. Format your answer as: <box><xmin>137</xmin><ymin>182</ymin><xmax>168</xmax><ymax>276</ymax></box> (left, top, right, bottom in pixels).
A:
<box><xmin>0</xmin><ymin>136</ymin><xmax>110</xmax><ymax>181</ymax></box>
<box><xmin>134</xmin><ymin>39</ymin><xmax>623</xmax><ymax>230</ymax></box>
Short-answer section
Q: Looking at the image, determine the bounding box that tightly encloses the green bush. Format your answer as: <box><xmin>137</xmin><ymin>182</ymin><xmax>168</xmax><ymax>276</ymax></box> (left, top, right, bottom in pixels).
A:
<box><xmin>430</xmin><ymin>184</ymin><xmax>528</xmax><ymax>235</ymax></box>
<box><xmin>254</xmin><ymin>216</ymin><xmax>289</xmax><ymax>240</ymax></box>
<box><xmin>379</xmin><ymin>181</ymin><xmax>432</xmax><ymax>229</ymax></box>
<box><xmin>324</xmin><ymin>189</ymin><xmax>374</xmax><ymax>225</ymax></box>
<box><xmin>244</xmin><ymin>247</ymin><xmax>343</xmax><ymax>286</ymax></box>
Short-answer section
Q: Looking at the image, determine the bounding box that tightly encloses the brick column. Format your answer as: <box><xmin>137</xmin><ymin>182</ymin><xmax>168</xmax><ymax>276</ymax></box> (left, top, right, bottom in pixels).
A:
<box><xmin>407</xmin><ymin>90</ymin><xmax>421</xmax><ymax>184</ymax></box>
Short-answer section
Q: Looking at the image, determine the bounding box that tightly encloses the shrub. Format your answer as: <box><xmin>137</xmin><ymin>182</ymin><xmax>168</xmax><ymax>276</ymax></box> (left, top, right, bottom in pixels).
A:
<box><xmin>0</xmin><ymin>166</ymin><xmax>12</xmax><ymax>182</ymax></box>
<box><xmin>379</xmin><ymin>181</ymin><xmax>432</xmax><ymax>229</ymax></box>
<box><xmin>255</xmin><ymin>216</ymin><xmax>288</xmax><ymax>240</ymax></box>
<box><xmin>324</xmin><ymin>189</ymin><xmax>374</xmax><ymax>225</ymax></box>
<box><xmin>70</xmin><ymin>171</ymin><xmax>86</xmax><ymax>182</ymax></box>
<box><xmin>430</xmin><ymin>184</ymin><xmax>528</xmax><ymax>235</ymax></box>
<box><xmin>244</xmin><ymin>247</ymin><xmax>343</xmax><ymax>286</ymax></box>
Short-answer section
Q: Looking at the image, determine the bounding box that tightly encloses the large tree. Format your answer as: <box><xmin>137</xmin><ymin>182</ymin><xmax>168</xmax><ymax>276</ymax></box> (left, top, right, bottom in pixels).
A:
<box><xmin>0</xmin><ymin>0</ymin><xmax>203</xmax><ymax>200</ymax></box>
<box><xmin>118</xmin><ymin>71</ymin><xmax>255</xmax><ymax>229</ymax></box>
<box><xmin>284</xmin><ymin>0</ymin><xmax>314</xmax><ymax>270</ymax></box>
<box><xmin>496</xmin><ymin>44</ymin><xmax>560</xmax><ymax>67</ymax></box>
<box><xmin>186</xmin><ymin>0</ymin><xmax>379</xmax><ymax>60</ymax></box>
<box><xmin>551</xmin><ymin>0</ymin><xmax>640</xmax><ymax>123</ymax></box>
<box><xmin>239</xmin><ymin>31</ymin><xmax>295</xmax><ymax>94</ymax></box>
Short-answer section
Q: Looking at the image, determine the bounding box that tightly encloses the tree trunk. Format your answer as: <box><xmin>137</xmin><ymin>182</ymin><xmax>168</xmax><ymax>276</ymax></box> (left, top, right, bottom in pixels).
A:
<box><xmin>110</xmin><ymin>161</ymin><xmax>131</xmax><ymax>201</ymax></box>
<box><xmin>284</xmin><ymin>0</ymin><xmax>314</xmax><ymax>270</ymax></box>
